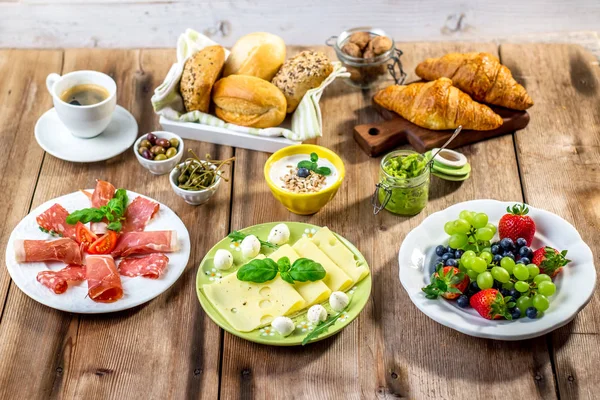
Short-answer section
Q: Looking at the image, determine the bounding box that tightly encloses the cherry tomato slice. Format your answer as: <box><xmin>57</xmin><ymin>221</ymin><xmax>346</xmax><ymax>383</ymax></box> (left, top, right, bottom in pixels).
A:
<box><xmin>87</xmin><ymin>230</ymin><xmax>119</xmax><ymax>255</ymax></box>
<box><xmin>75</xmin><ymin>222</ymin><xmax>98</xmax><ymax>252</ymax></box>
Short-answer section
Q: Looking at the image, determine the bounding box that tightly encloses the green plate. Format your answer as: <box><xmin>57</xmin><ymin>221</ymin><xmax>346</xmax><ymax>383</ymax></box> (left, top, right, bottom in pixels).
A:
<box><xmin>196</xmin><ymin>222</ymin><xmax>372</xmax><ymax>346</ymax></box>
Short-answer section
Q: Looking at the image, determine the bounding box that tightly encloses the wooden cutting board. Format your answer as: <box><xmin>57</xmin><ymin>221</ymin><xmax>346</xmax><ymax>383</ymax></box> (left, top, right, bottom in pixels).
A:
<box><xmin>354</xmin><ymin>104</ymin><xmax>530</xmax><ymax>156</ymax></box>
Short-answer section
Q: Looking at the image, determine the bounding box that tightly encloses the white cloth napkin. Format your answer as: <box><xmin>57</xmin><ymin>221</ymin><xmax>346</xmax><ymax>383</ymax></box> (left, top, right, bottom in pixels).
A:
<box><xmin>151</xmin><ymin>29</ymin><xmax>349</xmax><ymax>141</ymax></box>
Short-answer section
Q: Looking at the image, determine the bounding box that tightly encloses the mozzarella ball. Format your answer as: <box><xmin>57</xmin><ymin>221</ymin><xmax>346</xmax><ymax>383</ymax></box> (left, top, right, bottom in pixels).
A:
<box><xmin>329</xmin><ymin>291</ymin><xmax>350</xmax><ymax>312</ymax></box>
<box><xmin>213</xmin><ymin>249</ymin><xmax>233</xmax><ymax>270</ymax></box>
<box><xmin>271</xmin><ymin>316</ymin><xmax>295</xmax><ymax>336</ymax></box>
<box><xmin>267</xmin><ymin>223</ymin><xmax>290</xmax><ymax>246</ymax></box>
<box><xmin>240</xmin><ymin>235</ymin><xmax>261</xmax><ymax>259</ymax></box>
<box><xmin>307</xmin><ymin>304</ymin><xmax>328</xmax><ymax>324</ymax></box>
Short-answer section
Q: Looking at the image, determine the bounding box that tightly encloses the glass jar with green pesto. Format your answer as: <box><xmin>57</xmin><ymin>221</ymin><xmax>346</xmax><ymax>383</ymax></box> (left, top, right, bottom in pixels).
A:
<box><xmin>371</xmin><ymin>150</ymin><xmax>430</xmax><ymax>215</ymax></box>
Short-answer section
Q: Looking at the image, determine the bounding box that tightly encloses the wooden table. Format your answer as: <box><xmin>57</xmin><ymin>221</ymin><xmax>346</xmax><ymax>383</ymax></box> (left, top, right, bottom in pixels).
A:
<box><xmin>0</xmin><ymin>43</ymin><xmax>598</xmax><ymax>399</ymax></box>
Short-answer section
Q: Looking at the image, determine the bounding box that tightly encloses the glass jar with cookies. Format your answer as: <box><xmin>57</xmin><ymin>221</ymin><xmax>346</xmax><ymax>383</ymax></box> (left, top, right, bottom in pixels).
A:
<box><xmin>327</xmin><ymin>28</ymin><xmax>406</xmax><ymax>90</ymax></box>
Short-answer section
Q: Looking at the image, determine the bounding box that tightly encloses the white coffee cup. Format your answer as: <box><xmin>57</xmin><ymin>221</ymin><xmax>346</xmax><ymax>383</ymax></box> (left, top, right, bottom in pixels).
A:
<box><xmin>46</xmin><ymin>70</ymin><xmax>117</xmax><ymax>138</ymax></box>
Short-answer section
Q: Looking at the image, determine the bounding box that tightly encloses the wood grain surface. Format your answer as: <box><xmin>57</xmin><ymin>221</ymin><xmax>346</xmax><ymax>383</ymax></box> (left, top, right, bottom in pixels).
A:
<box><xmin>0</xmin><ymin>43</ymin><xmax>597</xmax><ymax>400</ymax></box>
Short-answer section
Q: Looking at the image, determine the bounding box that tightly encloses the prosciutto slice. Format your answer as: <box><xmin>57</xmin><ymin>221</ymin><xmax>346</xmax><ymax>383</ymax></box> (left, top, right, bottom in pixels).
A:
<box><xmin>90</xmin><ymin>180</ymin><xmax>116</xmax><ymax>235</ymax></box>
<box><xmin>86</xmin><ymin>255</ymin><xmax>123</xmax><ymax>303</ymax></box>
<box><xmin>111</xmin><ymin>231</ymin><xmax>178</xmax><ymax>257</ymax></box>
<box><xmin>119</xmin><ymin>253</ymin><xmax>169</xmax><ymax>279</ymax></box>
<box><xmin>14</xmin><ymin>238</ymin><xmax>83</xmax><ymax>265</ymax></box>
<box><xmin>36</xmin><ymin>265</ymin><xmax>86</xmax><ymax>294</ymax></box>
<box><xmin>121</xmin><ymin>196</ymin><xmax>160</xmax><ymax>232</ymax></box>
<box><xmin>36</xmin><ymin>203</ymin><xmax>77</xmax><ymax>240</ymax></box>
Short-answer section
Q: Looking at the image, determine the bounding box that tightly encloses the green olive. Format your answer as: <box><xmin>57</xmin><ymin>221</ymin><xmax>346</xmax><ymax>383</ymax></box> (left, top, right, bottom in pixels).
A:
<box><xmin>166</xmin><ymin>147</ymin><xmax>178</xmax><ymax>159</ymax></box>
<box><xmin>140</xmin><ymin>139</ymin><xmax>152</xmax><ymax>149</ymax></box>
<box><xmin>154</xmin><ymin>154</ymin><xmax>168</xmax><ymax>161</ymax></box>
<box><xmin>138</xmin><ymin>146</ymin><xmax>149</xmax><ymax>155</ymax></box>
<box><xmin>150</xmin><ymin>145</ymin><xmax>165</xmax><ymax>155</ymax></box>
<box><xmin>169</xmin><ymin>138</ymin><xmax>180</xmax><ymax>149</ymax></box>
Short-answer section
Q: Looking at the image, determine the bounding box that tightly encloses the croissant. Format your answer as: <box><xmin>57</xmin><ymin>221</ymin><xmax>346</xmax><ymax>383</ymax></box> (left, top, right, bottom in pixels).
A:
<box><xmin>373</xmin><ymin>78</ymin><xmax>503</xmax><ymax>131</ymax></box>
<box><xmin>416</xmin><ymin>52</ymin><xmax>533</xmax><ymax>110</ymax></box>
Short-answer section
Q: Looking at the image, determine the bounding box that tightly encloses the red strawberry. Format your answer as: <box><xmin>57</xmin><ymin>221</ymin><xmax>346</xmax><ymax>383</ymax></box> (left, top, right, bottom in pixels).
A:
<box><xmin>422</xmin><ymin>266</ymin><xmax>469</xmax><ymax>300</ymax></box>
<box><xmin>469</xmin><ymin>289</ymin><xmax>514</xmax><ymax>320</ymax></box>
<box><xmin>532</xmin><ymin>246</ymin><xmax>570</xmax><ymax>278</ymax></box>
<box><xmin>498</xmin><ymin>204</ymin><xmax>536</xmax><ymax>246</ymax></box>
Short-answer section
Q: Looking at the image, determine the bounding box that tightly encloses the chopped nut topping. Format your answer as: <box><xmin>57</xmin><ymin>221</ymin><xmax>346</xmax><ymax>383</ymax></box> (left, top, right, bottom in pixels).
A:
<box><xmin>280</xmin><ymin>168</ymin><xmax>327</xmax><ymax>193</ymax></box>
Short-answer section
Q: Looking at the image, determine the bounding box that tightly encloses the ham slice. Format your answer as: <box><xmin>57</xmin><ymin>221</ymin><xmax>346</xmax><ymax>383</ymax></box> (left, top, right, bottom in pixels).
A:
<box><xmin>36</xmin><ymin>265</ymin><xmax>86</xmax><ymax>294</ymax></box>
<box><xmin>36</xmin><ymin>203</ymin><xmax>77</xmax><ymax>240</ymax></box>
<box><xmin>119</xmin><ymin>254</ymin><xmax>169</xmax><ymax>279</ymax></box>
<box><xmin>86</xmin><ymin>255</ymin><xmax>123</xmax><ymax>303</ymax></box>
<box><xmin>111</xmin><ymin>231</ymin><xmax>178</xmax><ymax>257</ymax></box>
<box><xmin>121</xmin><ymin>196</ymin><xmax>160</xmax><ymax>232</ymax></box>
<box><xmin>14</xmin><ymin>238</ymin><xmax>83</xmax><ymax>265</ymax></box>
<box><xmin>90</xmin><ymin>180</ymin><xmax>116</xmax><ymax>235</ymax></box>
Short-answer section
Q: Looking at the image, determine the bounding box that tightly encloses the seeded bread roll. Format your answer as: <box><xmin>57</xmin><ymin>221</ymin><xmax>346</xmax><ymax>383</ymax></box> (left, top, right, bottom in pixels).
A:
<box><xmin>180</xmin><ymin>45</ymin><xmax>226</xmax><ymax>113</ymax></box>
<box><xmin>271</xmin><ymin>51</ymin><xmax>333</xmax><ymax>113</ymax></box>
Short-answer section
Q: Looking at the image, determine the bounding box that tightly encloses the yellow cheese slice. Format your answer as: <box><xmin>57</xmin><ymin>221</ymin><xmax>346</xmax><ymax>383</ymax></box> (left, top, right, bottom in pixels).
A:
<box><xmin>202</xmin><ymin>254</ymin><xmax>305</xmax><ymax>332</ymax></box>
<box><xmin>311</xmin><ymin>227</ymin><xmax>369</xmax><ymax>283</ymax></box>
<box><xmin>268</xmin><ymin>245</ymin><xmax>331</xmax><ymax>306</ymax></box>
<box><xmin>292</xmin><ymin>237</ymin><xmax>353</xmax><ymax>292</ymax></box>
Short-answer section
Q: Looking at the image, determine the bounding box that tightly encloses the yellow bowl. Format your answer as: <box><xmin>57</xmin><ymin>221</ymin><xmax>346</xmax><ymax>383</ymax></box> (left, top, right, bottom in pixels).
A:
<box><xmin>264</xmin><ymin>144</ymin><xmax>345</xmax><ymax>215</ymax></box>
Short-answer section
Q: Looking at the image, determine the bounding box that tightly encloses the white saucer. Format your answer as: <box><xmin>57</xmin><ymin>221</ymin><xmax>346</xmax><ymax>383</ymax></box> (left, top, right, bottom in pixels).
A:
<box><xmin>35</xmin><ymin>105</ymin><xmax>138</xmax><ymax>163</ymax></box>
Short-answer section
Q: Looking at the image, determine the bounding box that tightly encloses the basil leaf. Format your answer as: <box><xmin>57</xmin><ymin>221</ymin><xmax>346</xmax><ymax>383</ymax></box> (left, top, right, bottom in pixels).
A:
<box><xmin>310</xmin><ymin>152</ymin><xmax>318</xmax><ymax>162</ymax></box>
<box><xmin>289</xmin><ymin>258</ymin><xmax>326</xmax><ymax>282</ymax></box>
<box><xmin>236</xmin><ymin>259</ymin><xmax>278</xmax><ymax>283</ymax></box>
<box><xmin>277</xmin><ymin>256</ymin><xmax>291</xmax><ymax>272</ymax></box>
<box><xmin>297</xmin><ymin>160</ymin><xmax>314</xmax><ymax>170</ymax></box>
<box><xmin>314</xmin><ymin>166</ymin><xmax>331</xmax><ymax>176</ymax></box>
<box><xmin>107</xmin><ymin>221</ymin><xmax>122</xmax><ymax>232</ymax></box>
<box><xmin>66</xmin><ymin>208</ymin><xmax>105</xmax><ymax>225</ymax></box>
<box><xmin>280</xmin><ymin>271</ymin><xmax>294</xmax><ymax>284</ymax></box>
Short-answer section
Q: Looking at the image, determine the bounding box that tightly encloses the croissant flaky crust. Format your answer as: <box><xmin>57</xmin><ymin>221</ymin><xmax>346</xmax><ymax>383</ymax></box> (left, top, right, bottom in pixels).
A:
<box><xmin>416</xmin><ymin>52</ymin><xmax>533</xmax><ymax>110</ymax></box>
<box><xmin>373</xmin><ymin>78</ymin><xmax>504</xmax><ymax>131</ymax></box>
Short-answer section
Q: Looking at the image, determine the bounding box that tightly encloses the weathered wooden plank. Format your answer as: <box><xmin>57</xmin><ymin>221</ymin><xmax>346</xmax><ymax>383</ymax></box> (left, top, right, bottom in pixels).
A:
<box><xmin>220</xmin><ymin>44</ymin><xmax>556</xmax><ymax>399</ymax></box>
<box><xmin>500</xmin><ymin>42</ymin><xmax>600</xmax><ymax>400</ymax></box>
<box><xmin>0</xmin><ymin>49</ymin><xmax>64</xmax><ymax>399</ymax></box>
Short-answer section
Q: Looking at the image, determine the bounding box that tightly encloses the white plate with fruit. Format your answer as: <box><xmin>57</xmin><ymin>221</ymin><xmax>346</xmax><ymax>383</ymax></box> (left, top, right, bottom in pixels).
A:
<box><xmin>399</xmin><ymin>200</ymin><xmax>596</xmax><ymax>340</ymax></box>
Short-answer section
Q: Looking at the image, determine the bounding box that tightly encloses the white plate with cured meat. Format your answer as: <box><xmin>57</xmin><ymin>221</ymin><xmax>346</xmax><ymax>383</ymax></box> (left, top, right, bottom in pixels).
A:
<box><xmin>5</xmin><ymin>182</ymin><xmax>190</xmax><ymax>313</ymax></box>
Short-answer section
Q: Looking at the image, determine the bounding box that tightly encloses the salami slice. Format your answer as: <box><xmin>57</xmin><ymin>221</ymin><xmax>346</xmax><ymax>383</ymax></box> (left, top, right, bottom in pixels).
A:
<box><xmin>36</xmin><ymin>203</ymin><xmax>77</xmax><ymax>240</ymax></box>
<box><xmin>121</xmin><ymin>197</ymin><xmax>160</xmax><ymax>232</ymax></box>
<box><xmin>86</xmin><ymin>255</ymin><xmax>123</xmax><ymax>303</ymax></box>
<box><xmin>119</xmin><ymin>253</ymin><xmax>169</xmax><ymax>279</ymax></box>
<box><xmin>14</xmin><ymin>238</ymin><xmax>83</xmax><ymax>265</ymax></box>
<box><xmin>90</xmin><ymin>180</ymin><xmax>116</xmax><ymax>235</ymax></box>
<box><xmin>36</xmin><ymin>265</ymin><xmax>86</xmax><ymax>294</ymax></box>
<box><xmin>111</xmin><ymin>231</ymin><xmax>178</xmax><ymax>257</ymax></box>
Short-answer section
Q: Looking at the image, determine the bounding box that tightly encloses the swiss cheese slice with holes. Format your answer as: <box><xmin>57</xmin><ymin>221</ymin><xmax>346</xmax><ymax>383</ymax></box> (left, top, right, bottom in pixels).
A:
<box><xmin>292</xmin><ymin>237</ymin><xmax>353</xmax><ymax>292</ymax></box>
<box><xmin>268</xmin><ymin>245</ymin><xmax>331</xmax><ymax>307</ymax></box>
<box><xmin>311</xmin><ymin>227</ymin><xmax>369</xmax><ymax>283</ymax></box>
<box><xmin>202</xmin><ymin>254</ymin><xmax>306</xmax><ymax>332</ymax></box>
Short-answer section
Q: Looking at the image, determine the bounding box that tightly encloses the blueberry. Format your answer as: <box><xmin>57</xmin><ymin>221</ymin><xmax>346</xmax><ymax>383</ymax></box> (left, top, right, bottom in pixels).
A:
<box><xmin>455</xmin><ymin>249</ymin><xmax>464</xmax><ymax>259</ymax></box>
<box><xmin>508</xmin><ymin>289</ymin><xmax>520</xmax><ymax>299</ymax></box>
<box><xmin>434</xmin><ymin>257</ymin><xmax>443</xmax><ymax>265</ymax></box>
<box><xmin>446</xmin><ymin>258</ymin><xmax>458</xmax><ymax>267</ymax></box>
<box><xmin>493</xmin><ymin>254</ymin><xmax>503</xmax><ymax>264</ymax></box>
<box><xmin>441</xmin><ymin>253</ymin><xmax>452</xmax><ymax>261</ymax></box>
<box><xmin>435</xmin><ymin>245</ymin><xmax>446</xmax><ymax>257</ymax></box>
<box><xmin>516</xmin><ymin>259</ymin><xmax>525</xmax><ymax>265</ymax></box>
<box><xmin>447</xmin><ymin>247</ymin><xmax>456</xmax><ymax>254</ymax></box>
<box><xmin>297</xmin><ymin>167</ymin><xmax>310</xmax><ymax>178</ymax></box>
<box><xmin>500</xmin><ymin>289</ymin><xmax>510</xmax><ymax>297</ymax></box>
<box><xmin>491</xmin><ymin>244</ymin><xmax>501</xmax><ymax>255</ymax></box>
<box><xmin>457</xmin><ymin>295</ymin><xmax>469</xmax><ymax>308</ymax></box>
<box><xmin>526</xmin><ymin>307</ymin><xmax>538</xmax><ymax>319</ymax></box>
<box><xmin>511</xmin><ymin>308</ymin><xmax>521</xmax><ymax>320</ymax></box>
<box><xmin>519</xmin><ymin>257</ymin><xmax>531</xmax><ymax>265</ymax></box>
<box><xmin>519</xmin><ymin>246</ymin><xmax>532</xmax><ymax>258</ymax></box>
<box><xmin>502</xmin><ymin>251</ymin><xmax>515</xmax><ymax>260</ymax></box>
<box><xmin>516</xmin><ymin>238</ymin><xmax>528</xmax><ymax>248</ymax></box>
<box><xmin>470</xmin><ymin>282</ymin><xmax>480</xmax><ymax>292</ymax></box>
<box><xmin>500</xmin><ymin>238</ymin><xmax>515</xmax><ymax>250</ymax></box>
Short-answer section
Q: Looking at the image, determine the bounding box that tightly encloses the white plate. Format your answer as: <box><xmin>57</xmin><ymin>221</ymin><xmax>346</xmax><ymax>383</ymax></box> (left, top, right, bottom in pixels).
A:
<box><xmin>5</xmin><ymin>190</ymin><xmax>191</xmax><ymax>313</ymax></box>
<box><xmin>399</xmin><ymin>199</ymin><xmax>596</xmax><ymax>340</ymax></box>
<box><xmin>35</xmin><ymin>106</ymin><xmax>138</xmax><ymax>163</ymax></box>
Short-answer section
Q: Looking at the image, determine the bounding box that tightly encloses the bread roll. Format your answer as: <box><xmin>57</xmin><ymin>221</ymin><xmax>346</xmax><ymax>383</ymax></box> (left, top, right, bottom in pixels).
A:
<box><xmin>223</xmin><ymin>32</ymin><xmax>286</xmax><ymax>81</ymax></box>
<box><xmin>212</xmin><ymin>75</ymin><xmax>287</xmax><ymax>128</ymax></box>
<box><xmin>272</xmin><ymin>51</ymin><xmax>333</xmax><ymax>113</ymax></box>
<box><xmin>180</xmin><ymin>45</ymin><xmax>226</xmax><ymax>113</ymax></box>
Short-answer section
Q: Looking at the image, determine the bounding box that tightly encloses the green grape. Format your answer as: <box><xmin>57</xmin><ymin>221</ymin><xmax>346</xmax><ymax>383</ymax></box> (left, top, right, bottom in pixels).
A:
<box><xmin>500</xmin><ymin>257</ymin><xmax>516</xmax><ymax>274</ymax></box>
<box><xmin>491</xmin><ymin>266</ymin><xmax>510</xmax><ymax>283</ymax></box>
<box><xmin>513</xmin><ymin>265</ymin><xmax>530</xmax><ymax>280</ymax></box>
<box><xmin>532</xmin><ymin>294</ymin><xmax>550</xmax><ymax>311</ymax></box>
<box><xmin>462</xmin><ymin>257</ymin><xmax>475</xmax><ymax>269</ymax></box>
<box><xmin>533</xmin><ymin>274</ymin><xmax>552</xmax><ymax>285</ymax></box>
<box><xmin>515</xmin><ymin>281</ymin><xmax>530</xmax><ymax>293</ymax></box>
<box><xmin>481</xmin><ymin>247</ymin><xmax>492</xmax><ymax>254</ymax></box>
<box><xmin>444</xmin><ymin>221</ymin><xmax>456</xmax><ymax>235</ymax></box>
<box><xmin>471</xmin><ymin>257</ymin><xmax>488</xmax><ymax>273</ymax></box>
<box><xmin>472</xmin><ymin>213</ymin><xmax>489</xmax><ymax>229</ymax></box>
<box><xmin>485</xmin><ymin>222</ymin><xmax>497</xmax><ymax>235</ymax></box>
<box><xmin>538</xmin><ymin>281</ymin><xmax>556</xmax><ymax>296</ymax></box>
<box><xmin>502</xmin><ymin>281</ymin><xmax>515</xmax><ymax>290</ymax></box>
<box><xmin>480</xmin><ymin>251</ymin><xmax>493</xmax><ymax>264</ymax></box>
<box><xmin>461</xmin><ymin>250</ymin><xmax>476</xmax><ymax>260</ymax></box>
<box><xmin>475</xmin><ymin>227</ymin><xmax>494</xmax><ymax>241</ymax></box>
<box><xmin>527</xmin><ymin>264</ymin><xmax>540</xmax><ymax>278</ymax></box>
<box><xmin>516</xmin><ymin>296</ymin><xmax>533</xmax><ymax>315</ymax></box>
<box><xmin>459</xmin><ymin>210</ymin><xmax>475</xmax><ymax>224</ymax></box>
<box><xmin>448</xmin><ymin>233</ymin><xmax>468</xmax><ymax>249</ymax></box>
<box><xmin>477</xmin><ymin>271</ymin><xmax>494</xmax><ymax>289</ymax></box>
<box><xmin>464</xmin><ymin>244</ymin><xmax>478</xmax><ymax>252</ymax></box>
<box><xmin>467</xmin><ymin>269</ymin><xmax>479</xmax><ymax>280</ymax></box>
<box><xmin>453</xmin><ymin>218</ymin><xmax>471</xmax><ymax>234</ymax></box>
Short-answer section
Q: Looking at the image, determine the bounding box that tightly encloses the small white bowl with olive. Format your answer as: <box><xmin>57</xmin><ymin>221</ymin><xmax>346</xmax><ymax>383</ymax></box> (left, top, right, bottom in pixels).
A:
<box><xmin>134</xmin><ymin>131</ymin><xmax>184</xmax><ymax>175</ymax></box>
